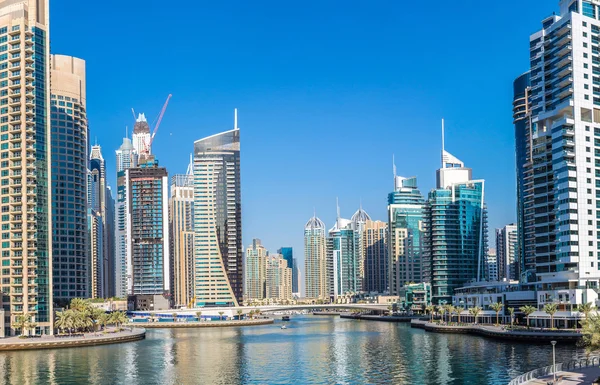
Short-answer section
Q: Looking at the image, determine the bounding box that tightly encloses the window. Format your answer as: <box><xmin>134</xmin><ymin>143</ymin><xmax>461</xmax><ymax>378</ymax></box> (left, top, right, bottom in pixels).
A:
<box><xmin>583</xmin><ymin>1</ymin><xmax>596</xmax><ymax>18</ymax></box>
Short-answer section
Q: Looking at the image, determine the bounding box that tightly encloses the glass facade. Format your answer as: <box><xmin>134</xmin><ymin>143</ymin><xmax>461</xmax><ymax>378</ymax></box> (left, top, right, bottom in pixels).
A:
<box><xmin>327</xmin><ymin>224</ymin><xmax>358</xmax><ymax>298</ymax></box>
<box><xmin>50</xmin><ymin>55</ymin><xmax>88</xmax><ymax>305</ymax></box>
<box><xmin>277</xmin><ymin>247</ymin><xmax>296</xmax><ymax>293</ymax></box>
<box><xmin>425</xmin><ymin>181</ymin><xmax>488</xmax><ymax>305</ymax></box>
<box><xmin>193</xmin><ymin>128</ymin><xmax>242</xmax><ymax>306</ymax></box>
<box><xmin>388</xmin><ymin>177</ymin><xmax>425</xmax><ymax>296</ymax></box>
<box><xmin>304</xmin><ymin>216</ymin><xmax>327</xmax><ymax>299</ymax></box>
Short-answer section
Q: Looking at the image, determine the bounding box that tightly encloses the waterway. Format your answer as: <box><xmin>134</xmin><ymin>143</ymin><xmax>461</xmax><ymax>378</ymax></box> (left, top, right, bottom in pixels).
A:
<box><xmin>0</xmin><ymin>316</ymin><xmax>588</xmax><ymax>384</ymax></box>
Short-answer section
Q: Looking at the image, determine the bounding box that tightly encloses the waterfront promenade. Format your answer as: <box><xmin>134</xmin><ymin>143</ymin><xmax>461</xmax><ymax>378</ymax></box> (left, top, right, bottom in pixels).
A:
<box><xmin>523</xmin><ymin>368</ymin><xmax>600</xmax><ymax>385</ymax></box>
<box><xmin>138</xmin><ymin>318</ymin><xmax>274</xmax><ymax>328</ymax></box>
<box><xmin>0</xmin><ymin>328</ymin><xmax>145</xmax><ymax>351</ymax></box>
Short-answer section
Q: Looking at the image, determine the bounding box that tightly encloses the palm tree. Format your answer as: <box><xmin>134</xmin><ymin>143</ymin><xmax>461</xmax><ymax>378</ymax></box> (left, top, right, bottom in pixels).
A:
<box><xmin>508</xmin><ymin>307</ymin><xmax>515</xmax><ymax>329</ymax></box>
<box><xmin>520</xmin><ymin>305</ymin><xmax>536</xmax><ymax>329</ymax></box>
<box><xmin>425</xmin><ymin>305</ymin><xmax>435</xmax><ymax>322</ymax></box>
<box><xmin>172</xmin><ymin>313</ymin><xmax>178</xmax><ymax>322</ymax></box>
<box><xmin>70</xmin><ymin>298</ymin><xmax>89</xmax><ymax>312</ymax></box>
<box><xmin>54</xmin><ymin>310</ymin><xmax>68</xmax><ymax>335</ymax></box>
<box><xmin>98</xmin><ymin>313</ymin><xmax>110</xmax><ymax>331</ymax></box>
<box><xmin>469</xmin><ymin>306</ymin><xmax>482</xmax><ymax>324</ymax></box>
<box><xmin>218</xmin><ymin>311</ymin><xmax>224</xmax><ymax>321</ymax></box>
<box><xmin>195</xmin><ymin>311</ymin><xmax>202</xmax><ymax>321</ymax></box>
<box><xmin>89</xmin><ymin>307</ymin><xmax>105</xmax><ymax>332</ymax></box>
<box><xmin>237</xmin><ymin>310</ymin><xmax>243</xmax><ymax>320</ymax></box>
<box><xmin>544</xmin><ymin>303</ymin><xmax>558</xmax><ymax>329</ymax></box>
<box><xmin>438</xmin><ymin>306</ymin><xmax>446</xmax><ymax>323</ymax></box>
<box><xmin>578</xmin><ymin>302</ymin><xmax>596</xmax><ymax>327</ymax></box>
<box><xmin>447</xmin><ymin>305</ymin><xmax>456</xmax><ymax>324</ymax></box>
<box><xmin>489</xmin><ymin>302</ymin><xmax>504</xmax><ymax>326</ymax></box>
<box><xmin>13</xmin><ymin>313</ymin><xmax>29</xmax><ymax>336</ymax></box>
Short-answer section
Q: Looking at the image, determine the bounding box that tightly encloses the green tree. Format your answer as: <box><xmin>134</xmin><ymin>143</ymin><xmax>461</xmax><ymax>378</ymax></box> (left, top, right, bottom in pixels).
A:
<box><xmin>218</xmin><ymin>311</ymin><xmax>224</xmax><ymax>321</ymax></box>
<box><xmin>520</xmin><ymin>305</ymin><xmax>536</xmax><ymax>329</ymax></box>
<box><xmin>543</xmin><ymin>303</ymin><xmax>558</xmax><ymax>329</ymax></box>
<box><xmin>196</xmin><ymin>311</ymin><xmax>202</xmax><ymax>321</ymax></box>
<box><xmin>13</xmin><ymin>313</ymin><xmax>31</xmax><ymax>336</ymax></box>
<box><xmin>438</xmin><ymin>306</ymin><xmax>447</xmax><ymax>323</ymax></box>
<box><xmin>172</xmin><ymin>313</ymin><xmax>178</xmax><ymax>322</ymax></box>
<box><xmin>98</xmin><ymin>313</ymin><xmax>110</xmax><ymax>331</ymax></box>
<box><xmin>507</xmin><ymin>307</ymin><xmax>515</xmax><ymax>329</ymax></box>
<box><xmin>469</xmin><ymin>306</ymin><xmax>482</xmax><ymax>324</ymax></box>
<box><xmin>237</xmin><ymin>310</ymin><xmax>243</xmax><ymax>320</ymax></box>
<box><xmin>70</xmin><ymin>298</ymin><xmax>90</xmax><ymax>312</ymax></box>
<box><xmin>445</xmin><ymin>305</ymin><xmax>456</xmax><ymax>323</ymax></box>
<box><xmin>89</xmin><ymin>307</ymin><xmax>105</xmax><ymax>332</ymax></box>
<box><xmin>489</xmin><ymin>302</ymin><xmax>504</xmax><ymax>326</ymax></box>
<box><xmin>425</xmin><ymin>305</ymin><xmax>435</xmax><ymax>322</ymax></box>
<box><xmin>578</xmin><ymin>302</ymin><xmax>596</xmax><ymax>327</ymax></box>
<box><xmin>581</xmin><ymin>314</ymin><xmax>600</xmax><ymax>352</ymax></box>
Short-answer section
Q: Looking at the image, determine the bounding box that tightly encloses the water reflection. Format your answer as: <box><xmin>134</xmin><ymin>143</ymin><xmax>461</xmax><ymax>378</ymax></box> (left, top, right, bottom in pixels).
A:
<box><xmin>0</xmin><ymin>317</ymin><xmax>587</xmax><ymax>385</ymax></box>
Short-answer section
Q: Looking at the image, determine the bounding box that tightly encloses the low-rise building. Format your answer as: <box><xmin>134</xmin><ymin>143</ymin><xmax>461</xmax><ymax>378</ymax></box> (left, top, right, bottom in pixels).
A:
<box><xmin>398</xmin><ymin>282</ymin><xmax>431</xmax><ymax>312</ymax></box>
<box><xmin>128</xmin><ymin>294</ymin><xmax>170</xmax><ymax>311</ymax></box>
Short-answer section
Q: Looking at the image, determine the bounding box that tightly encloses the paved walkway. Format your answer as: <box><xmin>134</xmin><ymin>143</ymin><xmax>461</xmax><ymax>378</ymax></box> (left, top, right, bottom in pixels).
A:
<box><xmin>0</xmin><ymin>328</ymin><xmax>141</xmax><ymax>345</ymax></box>
<box><xmin>525</xmin><ymin>367</ymin><xmax>600</xmax><ymax>384</ymax></box>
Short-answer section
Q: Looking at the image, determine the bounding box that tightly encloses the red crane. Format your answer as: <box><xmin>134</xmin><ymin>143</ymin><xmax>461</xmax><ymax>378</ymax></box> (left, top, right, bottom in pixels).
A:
<box><xmin>143</xmin><ymin>94</ymin><xmax>172</xmax><ymax>155</ymax></box>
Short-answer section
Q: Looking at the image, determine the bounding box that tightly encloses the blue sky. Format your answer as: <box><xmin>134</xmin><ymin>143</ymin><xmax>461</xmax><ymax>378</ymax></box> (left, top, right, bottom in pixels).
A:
<box><xmin>51</xmin><ymin>1</ymin><xmax>553</xmax><ymax>272</ymax></box>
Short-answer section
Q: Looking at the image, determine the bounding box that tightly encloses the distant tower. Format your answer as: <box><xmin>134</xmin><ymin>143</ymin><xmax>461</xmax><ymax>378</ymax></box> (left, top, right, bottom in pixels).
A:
<box><xmin>496</xmin><ymin>224</ymin><xmax>518</xmax><ymax>281</ymax></box>
<box><xmin>170</xmin><ymin>171</ymin><xmax>194</xmax><ymax>307</ymax></box>
<box><xmin>132</xmin><ymin>113</ymin><xmax>151</xmax><ymax>155</ymax></box>
<box><xmin>304</xmin><ymin>215</ymin><xmax>327</xmax><ymax>299</ymax></box>
<box><xmin>351</xmin><ymin>206</ymin><xmax>370</xmax><ymax>291</ymax></box>
<box><xmin>193</xmin><ymin>110</ymin><xmax>242</xmax><ymax>306</ymax></box>
<box><xmin>245</xmin><ymin>239</ymin><xmax>267</xmax><ymax>301</ymax></box>
<box><xmin>50</xmin><ymin>54</ymin><xmax>89</xmax><ymax>304</ymax></box>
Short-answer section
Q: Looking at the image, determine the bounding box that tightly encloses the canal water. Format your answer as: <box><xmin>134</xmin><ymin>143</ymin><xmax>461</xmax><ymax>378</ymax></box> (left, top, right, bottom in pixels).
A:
<box><xmin>0</xmin><ymin>316</ymin><xmax>587</xmax><ymax>384</ymax></box>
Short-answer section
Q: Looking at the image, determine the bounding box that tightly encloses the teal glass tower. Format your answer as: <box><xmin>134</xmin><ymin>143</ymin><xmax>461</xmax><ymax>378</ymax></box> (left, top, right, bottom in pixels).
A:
<box><xmin>388</xmin><ymin>176</ymin><xmax>425</xmax><ymax>296</ymax></box>
<box><xmin>425</xmin><ymin>129</ymin><xmax>488</xmax><ymax>304</ymax></box>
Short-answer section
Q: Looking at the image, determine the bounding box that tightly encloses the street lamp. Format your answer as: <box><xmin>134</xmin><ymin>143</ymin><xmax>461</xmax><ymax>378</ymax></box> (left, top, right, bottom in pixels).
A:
<box><xmin>551</xmin><ymin>340</ymin><xmax>557</xmax><ymax>383</ymax></box>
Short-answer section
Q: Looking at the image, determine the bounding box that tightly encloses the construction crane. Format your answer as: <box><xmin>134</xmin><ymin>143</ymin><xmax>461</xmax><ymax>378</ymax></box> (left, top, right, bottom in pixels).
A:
<box><xmin>142</xmin><ymin>94</ymin><xmax>172</xmax><ymax>156</ymax></box>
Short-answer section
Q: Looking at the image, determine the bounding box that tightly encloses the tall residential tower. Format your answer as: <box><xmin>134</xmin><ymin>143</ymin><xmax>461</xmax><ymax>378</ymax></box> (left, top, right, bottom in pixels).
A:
<box><xmin>304</xmin><ymin>215</ymin><xmax>327</xmax><ymax>299</ymax></box>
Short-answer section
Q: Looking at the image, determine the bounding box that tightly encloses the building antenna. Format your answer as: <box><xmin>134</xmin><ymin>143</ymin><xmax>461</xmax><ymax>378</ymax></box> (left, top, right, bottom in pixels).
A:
<box><xmin>125</xmin><ymin>126</ymin><xmax>128</xmax><ymax>140</ymax></box>
<box><xmin>186</xmin><ymin>153</ymin><xmax>193</xmax><ymax>175</ymax></box>
<box><xmin>234</xmin><ymin>108</ymin><xmax>238</xmax><ymax>130</ymax></box>
<box><xmin>336</xmin><ymin>197</ymin><xmax>340</xmax><ymax>219</ymax></box>
<box><xmin>441</xmin><ymin>118</ymin><xmax>445</xmax><ymax>168</ymax></box>
<box><xmin>131</xmin><ymin>108</ymin><xmax>137</xmax><ymax>122</ymax></box>
<box><xmin>393</xmin><ymin>154</ymin><xmax>397</xmax><ymax>178</ymax></box>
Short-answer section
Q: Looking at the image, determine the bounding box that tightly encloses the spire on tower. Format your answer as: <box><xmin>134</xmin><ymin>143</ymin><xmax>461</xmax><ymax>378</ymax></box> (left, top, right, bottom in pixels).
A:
<box><xmin>441</xmin><ymin>118</ymin><xmax>445</xmax><ymax>168</ymax></box>
<box><xmin>234</xmin><ymin>108</ymin><xmax>238</xmax><ymax>130</ymax></box>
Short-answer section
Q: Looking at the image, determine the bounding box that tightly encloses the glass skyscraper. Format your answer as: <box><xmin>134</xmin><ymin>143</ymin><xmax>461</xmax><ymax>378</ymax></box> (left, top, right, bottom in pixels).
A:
<box><xmin>388</xmin><ymin>176</ymin><xmax>425</xmax><ymax>295</ymax></box>
<box><xmin>277</xmin><ymin>247</ymin><xmax>297</xmax><ymax>293</ymax></box>
<box><xmin>327</xmin><ymin>217</ymin><xmax>357</xmax><ymax>299</ymax></box>
<box><xmin>425</xmin><ymin>146</ymin><xmax>488</xmax><ymax>305</ymax></box>
<box><xmin>304</xmin><ymin>215</ymin><xmax>327</xmax><ymax>299</ymax></box>
<box><xmin>50</xmin><ymin>55</ymin><xmax>88</xmax><ymax>304</ymax></box>
<box><xmin>170</xmin><ymin>174</ymin><xmax>194</xmax><ymax>307</ymax></box>
<box><xmin>193</xmin><ymin>112</ymin><xmax>242</xmax><ymax>307</ymax></box>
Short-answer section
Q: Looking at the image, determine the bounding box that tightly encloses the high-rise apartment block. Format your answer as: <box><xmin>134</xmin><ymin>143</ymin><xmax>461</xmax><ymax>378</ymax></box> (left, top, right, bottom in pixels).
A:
<box><xmin>486</xmin><ymin>248</ymin><xmax>499</xmax><ymax>282</ymax></box>
<box><xmin>0</xmin><ymin>0</ymin><xmax>52</xmax><ymax>336</ymax></box>
<box><xmin>50</xmin><ymin>54</ymin><xmax>88</xmax><ymax>304</ymax></box>
<box><xmin>388</xmin><ymin>176</ymin><xmax>425</xmax><ymax>295</ymax></box>
<box><xmin>327</xmin><ymin>214</ymin><xmax>357</xmax><ymax>299</ymax></box>
<box><xmin>265</xmin><ymin>254</ymin><xmax>292</xmax><ymax>301</ymax></box>
<box><xmin>126</xmin><ymin>156</ymin><xmax>169</xmax><ymax>296</ymax></box>
<box><xmin>193</xmin><ymin>113</ymin><xmax>242</xmax><ymax>306</ymax></box>
<box><xmin>115</xmin><ymin>137</ymin><xmax>137</xmax><ymax>298</ymax></box>
<box><xmin>513</xmin><ymin>0</ymin><xmax>600</xmax><ymax>306</ymax></box>
<box><xmin>169</xmin><ymin>173</ymin><xmax>194</xmax><ymax>308</ymax></box>
<box><xmin>363</xmin><ymin>219</ymin><xmax>387</xmax><ymax>293</ymax></box>
<box><xmin>304</xmin><ymin>215</ymin><xmax>327</xmax><ymax>299</ymax></box>
<box><xmin>277</xmin><ymin>247</ymin><xmax>297</xmax><ymax>293</ymax></box>
<box><xmin>496</xmin><ymin>224</ymin><xmax>518</xmax><ymax>281</ymax></box>
<box><xmin>245</xmin><ymin>239</ymin><xmax>267</xmax><ymax>301</ymax></box>
<box><xmin>425</xmin><ymin>135</ymin><xmax>488</xmax><ymax>305</ymax></box>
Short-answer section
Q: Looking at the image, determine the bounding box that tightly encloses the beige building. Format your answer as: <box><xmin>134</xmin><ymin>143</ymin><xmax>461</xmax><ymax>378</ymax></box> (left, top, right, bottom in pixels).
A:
<box><xmin>245</xmin><ymin>239</ymin><xmax>267</xmax><ymax>301</ymax></box>
<box><xmin>170</xmin><ymin>174</ymin><xmax>194</xmax><ymax>308</ymax></box>
<box><xmin>0</xmin><ymin>0</ymin><xmax>53</xmax><ymax>336</ymax></box>
<box><xmin>304</xmin><ymin>216</ymin><xmax>327</xmax><ymax>299</ymax></box>
<box><xmin>363</xmin><ymin>220</ymin><xmax>388</xmax><ymax>293</ymax></box>
<box><xmin>266</xmin><ymin>254</ymin><xmax>292</xmax><ymax>301</ymax></box>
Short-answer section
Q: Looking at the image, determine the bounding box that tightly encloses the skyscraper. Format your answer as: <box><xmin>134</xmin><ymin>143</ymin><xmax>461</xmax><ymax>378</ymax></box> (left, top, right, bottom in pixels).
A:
<box><xmin>304</xmin><ymin>215</ymin><xmax>327</xmax><ymax>299</ymax></box>
<box><xmin>265</xmin><ymin>254</ymin><xmax>293</xmax><ymax>301</ymax></box>
<box><xmin>425</xmin><ymin>129</ymin><xmax>488</xmax><ymax>305</ymax></box>
<box><xmin>170</xmin><ymin>173</ymin><xmax>194</xmax><ymax>308</ymax></box>
<box><xmin>115</xmin><ymin>137</ymin><xmax>137</xmax><ymax>298</ymax></box>
<box><xmin>486</xmin><ymin>248</ymin><xmax>498</xmax><ymax>282</ymax></box>
<box><xmin>363</xmin><ymin>219</ymin><xmax>387</xmax><ymax>293</ymax></box>
<box><xmin>0</xmin><ymin>0</ymin><xmax>52</xmax><ymax>336</ymax></box>
<box><xmin>513</xmin><ymin>71</ymin><xmax>534</xmax><ymax>283</ymax></box>
<box><xmin>327</xmin><ymin>213</ymin><xmax>357</xmax><ymax>299</ymax></box>
<box><xmin>388</xmin><ymin>176</ymin><xmax>425</xmax><ymax>295</ymax></box>
<box><xmin>87</xmin><ymin>209</ymin><xmax>103</xmax><ymax>298</ymax></box>
<box><xmin>496</xmin><ymin>224</ymin><xmax>518</xmax><ymax>281</ymax></box>
<box><xmin>245</xmin><ymin>239</ymin><xmax>267</xmax><ymax>301</ymax></box>
<box><xmin>517</xmin><ymin>1</ymin><xmax>600</xmax><ymax>306</ymax></box>
<box><xmin>351</xmin><ymin>207</ymin><xmax>369</xmax><ymax>291</ymax></box>
<box><xmin>50</xmin><ymin>54</ymin><xmax>88</xmax><ymax>304</ymax></box>
<box><xmin>132</xmin><ymin>113</ymin><xmax>150</xmax><ymax>156</ymax></box>
<box><xmin>126</xmin><ymin>156</ymin><xmax>170</xmax><ymax>296</ymax></box>
<box><xmin>277</xmin><ymin>247</ymin><xmax>297</xmax><ymax>293</ymax></box>
<box><xmin>193</xmin><ymin>111</ymin><xmax>242</xmax><ymax>306</ymax></box>
<box><xmin>88</xmin><ymin>145</ymin><xmax>115</xmax><ymax>297</ymax></box>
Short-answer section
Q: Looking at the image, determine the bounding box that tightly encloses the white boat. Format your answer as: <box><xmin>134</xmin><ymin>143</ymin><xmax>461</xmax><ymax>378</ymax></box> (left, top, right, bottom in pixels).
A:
<box><xmin>281</xmin><ymin>325</ymin><xmax>287</xmax><ymax>329</ymax></box>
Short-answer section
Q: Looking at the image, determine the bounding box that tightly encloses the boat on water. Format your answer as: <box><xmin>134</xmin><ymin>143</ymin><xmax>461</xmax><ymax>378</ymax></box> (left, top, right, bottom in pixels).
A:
<box><xmin>281</xmin><ymin>325</ymin><xmax>287</xmax><ymax>329</ymax></box>
<box><xmin>282</xmin><ymin>316</ymin><xmax>290</xmax><ymax>321</ymax></box>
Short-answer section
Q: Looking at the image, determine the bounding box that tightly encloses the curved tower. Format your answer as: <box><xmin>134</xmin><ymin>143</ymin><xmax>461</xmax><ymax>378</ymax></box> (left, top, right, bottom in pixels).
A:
<box><xmin>193</xmin><ymin>111</ymin><xmax>242</xmax><ymax>306</ymax></box>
